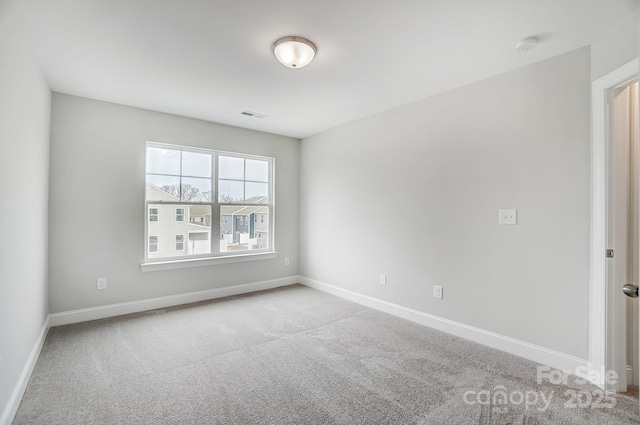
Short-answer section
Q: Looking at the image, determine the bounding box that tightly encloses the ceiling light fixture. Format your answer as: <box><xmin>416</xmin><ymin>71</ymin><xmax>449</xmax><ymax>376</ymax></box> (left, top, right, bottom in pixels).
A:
<box><xmin>272</xmin><ymin>36</ymin><xmax>317</xmax><ymax>69</ymax></box>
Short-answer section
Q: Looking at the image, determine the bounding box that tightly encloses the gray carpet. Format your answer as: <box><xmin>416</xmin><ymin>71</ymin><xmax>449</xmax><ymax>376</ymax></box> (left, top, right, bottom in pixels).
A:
<box><xmin>13</xmin><ymin>284</ymin><xmax>640</xmax><ymax>424</ymax></box>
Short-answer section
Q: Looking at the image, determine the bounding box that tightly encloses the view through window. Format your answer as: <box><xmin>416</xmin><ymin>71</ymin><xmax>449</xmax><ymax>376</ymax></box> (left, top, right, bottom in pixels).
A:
<box><xmin>145</xmin><ymin>143</ymin><xmax>273</xmax><ymax>261</ymax></box>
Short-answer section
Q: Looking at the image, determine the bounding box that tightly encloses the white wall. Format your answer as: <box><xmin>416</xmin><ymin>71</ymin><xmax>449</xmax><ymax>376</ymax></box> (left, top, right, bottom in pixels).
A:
<box><xmin>48</xmin><ymin>94</ymin><xmax>299</xmax><ymax>313</ymax></box>
<box><xmin>591</xmin><ymin>7</ymin><xmax>638</xmax><ymax>81</ymax></box>
<box><xmin>300</xmin><ymin>47</ymin><xmax>591</xmax><ymax>359</ymax></box>
<box><xmin>0</xmin><ymin>0</ymin><xmax>51</xmax><ymax>420</ymax></box>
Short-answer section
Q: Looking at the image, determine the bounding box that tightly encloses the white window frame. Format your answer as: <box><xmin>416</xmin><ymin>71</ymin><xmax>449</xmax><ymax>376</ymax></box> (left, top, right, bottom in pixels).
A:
<box><xmin>175</xmin><ymin>234</ymin><xmax>184</xmax><ymax>251</ymax></box>
<box><xmin>176</xmin><ymin>208</ymin><xmax>185</xmax><ymax>222</ymax></box>
<box><xmin>149</xmin><ymin>207</ymin><xmax>158</xmax><ymax>222</ymax></box>
<box><xmin>142</xmin><ymin>142</ymin><xmax>276</xmax><ymax>271</ymax></box>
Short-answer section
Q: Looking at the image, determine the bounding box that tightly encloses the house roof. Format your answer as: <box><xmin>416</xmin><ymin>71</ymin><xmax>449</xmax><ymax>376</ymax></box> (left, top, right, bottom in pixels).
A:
<box><xmin>147</xmin><ymin>183</ymin><xmax>179</xmax><ymax>202</ymax></box>
<box><xmin>222</xmin><ymin>206</ymin><xmax>268</xmax><ymax>216</ymax></box>
<box><xmin>189</xmin><ymin>205</ymin><xmax>210</xmax><ymax>217</ymax></box>
<box><xmin>148</xmin><ymin>183</ymin><xmax>267</xmax><ymax>217</ymax></box>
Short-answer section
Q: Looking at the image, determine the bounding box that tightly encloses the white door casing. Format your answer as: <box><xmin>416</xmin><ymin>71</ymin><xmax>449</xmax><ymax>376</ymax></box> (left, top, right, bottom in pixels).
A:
<box><xmin>589</xmin><ymin>58</ymin><xmax>639</xmax><ymax>392</ymax></box>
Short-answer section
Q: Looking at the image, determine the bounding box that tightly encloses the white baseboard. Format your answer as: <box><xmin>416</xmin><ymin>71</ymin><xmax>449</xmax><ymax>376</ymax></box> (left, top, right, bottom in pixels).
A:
<box><xmin>0</xmin><ymin>317</ymin><xmax>49</xmax><ymax>425</ymax></box>
<box><xmin>299</xmin><ymin>276</ymin><xmax>588</xmax><ymax>374</ymax></box>
<box><xmin>49</xmin><ymin>276</ymin><xmax>298</xmax><ymax>327</ymax></box>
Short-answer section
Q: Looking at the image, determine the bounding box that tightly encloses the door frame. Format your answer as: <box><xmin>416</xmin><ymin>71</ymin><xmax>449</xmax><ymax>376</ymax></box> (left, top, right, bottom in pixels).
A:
<box><xmin>589</xmin><ymin>58</ymin><xmax>639</xmax><ymax>391</ymax></box>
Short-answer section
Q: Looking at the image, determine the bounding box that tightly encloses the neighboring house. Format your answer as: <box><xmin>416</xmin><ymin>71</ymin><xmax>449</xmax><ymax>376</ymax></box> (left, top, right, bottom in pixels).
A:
<box><xmin>147</xmin><ymin>185</ymin><xmax>268</xmax><ymax>258</ymax></box>
<box><xmin>147</xmin><ymin>183</ymin><xmax>211</xmax><ymax>259</ymax></box>
<box><xmin>220</xmin><ymin>204</ymin><xmax>269</xmax><ymax>250</ymax></box>
<box><xmin>220</xmin><ymin>195</ymin><xmax>269</xmax><ymax>251</ymax></box>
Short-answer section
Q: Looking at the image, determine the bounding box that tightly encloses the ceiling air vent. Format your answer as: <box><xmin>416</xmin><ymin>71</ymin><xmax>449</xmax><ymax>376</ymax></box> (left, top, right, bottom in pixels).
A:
<box><xmin>241</xmin><ymin>110</ymin><xmax>268</xmax><ymax>119</ymax></box>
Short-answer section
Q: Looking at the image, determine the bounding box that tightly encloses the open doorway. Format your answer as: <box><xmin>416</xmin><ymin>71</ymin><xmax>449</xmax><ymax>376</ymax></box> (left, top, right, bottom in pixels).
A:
<box><xmin>610</xmin><ymin>80</ymin><xmax>639</xmax><ymax>394</ymax></box>
<box><xmin>589</xmin><ymin>59</ymin><xmax>639</xmax><ymax>397</ymax></box>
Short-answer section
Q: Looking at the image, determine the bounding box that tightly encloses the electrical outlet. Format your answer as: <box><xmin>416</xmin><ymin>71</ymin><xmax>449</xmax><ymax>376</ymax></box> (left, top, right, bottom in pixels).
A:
<box><xmin>434</xmin><ymin>285</ymin><xmax>443</xmax><ymax>300</ymax></box>
<box><xmin>499</xmin><ymin>209</ymin><xmax>517</xmax><ymax>225</ymax></box>
<box><xmin>97</xmin><ymin>277</ymin><xmax>107</xmax><ymax>290</ymax></box>
<box><xmin>284</xmin><ymin>257</ymin><xmax>290</xmax><ymax>266</ymax></box>
<box><xmin>380</xmin><ymin>274</ymin><xmax>387</xmax><ymax>285</ymax></box>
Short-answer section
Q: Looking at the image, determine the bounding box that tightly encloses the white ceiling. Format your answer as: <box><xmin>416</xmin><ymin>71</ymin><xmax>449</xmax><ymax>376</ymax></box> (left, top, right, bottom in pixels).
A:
<box><xmin>21</xmin><ymin>0</ymin><xmax>637</xmax><ymax>139</ymax></box>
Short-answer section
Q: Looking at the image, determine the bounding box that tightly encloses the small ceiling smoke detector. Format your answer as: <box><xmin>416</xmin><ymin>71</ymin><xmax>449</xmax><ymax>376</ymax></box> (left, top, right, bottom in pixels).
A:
<box><xmin>516</xmin><ymin>37</ymin><xmax>538</xmax><ymax>53</ymax></box>
<box><xmin>273</xmin><ymin>36</ymin><xmax>317</xmax><ymax>69</ymax></box>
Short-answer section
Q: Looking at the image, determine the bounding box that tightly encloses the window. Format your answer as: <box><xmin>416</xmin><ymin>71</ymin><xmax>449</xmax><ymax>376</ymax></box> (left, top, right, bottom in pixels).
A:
<box><xmin>149</xmin><ymin>236</ymin><xmax>158</xmax><ymax>252</ymax></box>
<box><xmin>145</xmin><ymin>142</ymin><xmax>273</xmax><ymax>262</ymax></box>
<box><xmin>176</xmin><ymin>208</ymin><xmax>185</xmax><ymax>222</ymax></box>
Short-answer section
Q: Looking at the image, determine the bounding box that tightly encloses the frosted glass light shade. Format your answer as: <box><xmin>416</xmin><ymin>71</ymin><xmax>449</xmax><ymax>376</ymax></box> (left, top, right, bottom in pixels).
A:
<box><xmin>273</xmin><ymin>36</ymin><xmax>316</xmax><ymax>69</ymax></box>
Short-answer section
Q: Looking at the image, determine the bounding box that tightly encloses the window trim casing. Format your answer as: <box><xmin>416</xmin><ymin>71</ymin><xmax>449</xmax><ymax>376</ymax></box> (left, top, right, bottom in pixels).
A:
<box><xmin>142</xmin><ymin>141</ymin><xmax>275</xmax><ymax>269</ymax></box>
<box><xmin>175</xmin><ymin>207</ymin><xmax>185</xmax><ymax>222</ymax></box>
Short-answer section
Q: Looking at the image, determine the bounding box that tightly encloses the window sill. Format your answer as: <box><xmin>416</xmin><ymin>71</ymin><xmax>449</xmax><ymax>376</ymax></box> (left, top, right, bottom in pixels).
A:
<box><xmin>141</xmin><ymin>252</ymin><xmax>277</xmax><ymax>272</ymax></box>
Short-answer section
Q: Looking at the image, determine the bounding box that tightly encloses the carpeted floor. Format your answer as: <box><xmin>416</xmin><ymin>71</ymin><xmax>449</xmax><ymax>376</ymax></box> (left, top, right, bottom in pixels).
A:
<box><xmin>13</xmin><ymin>284</ymin><xmax>640</xmax><ymax>424</ymax></box>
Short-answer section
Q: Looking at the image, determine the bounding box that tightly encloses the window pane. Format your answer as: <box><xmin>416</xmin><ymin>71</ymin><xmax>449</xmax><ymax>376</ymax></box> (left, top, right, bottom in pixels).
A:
<box><xmin>148</xmin><ymin>204</ymin><xmax>211</xmax><ymax>259</ymax></box>
<box><xmin>182</xmin><ymin>151</ymin><xmax>211</xmax><ymax>178</ymax></box>
<box><xmin>245</xmin><ymin>182</ymin><xmax>268</xmax><ymax>203</ymax></box>
<box><xmin>149</xmin><ymin>236</ymin><xmax>158</xmax><ymax>253</ymax></box>
<box><xmin>219</xmin><ymin>206</ymin><xmax>269</xmax><ymax>253</ymax></box>
<box><xmin>218</xmin><ymin>156</ymin><xmax>244</xmax><ymax>180</ymax></box>
<box><xmin>147</xmin><ymin>175</ymin><xmax>181</xmax><ymax>200</ymax></box>
<box><xmin>147</xmin><ymin>147</ymin><xmax>180</xmax><ymax>175</ymax></box>
<box><xmin>218</xmin><ymin>179</ymin><xmax>244</xmax><ymax>203</ymax></box>
<box><xmin>181</xmin><ymin>177</ymin><xmax>212</xmax><ymax>202</ymax></box>
<box><xmin>146</xmin><ymin>144</ymin><xmax>273</xmax><ymax>262</ymax></box>
<box><xmin>245</xmin><ymin>159</ymin><xmax>268</xmax><ymax>182</ymax></box>
<box><xmin>176</xmin><ymin>235</ymin><xmax>184</xmax><ymax>251</ymax></box>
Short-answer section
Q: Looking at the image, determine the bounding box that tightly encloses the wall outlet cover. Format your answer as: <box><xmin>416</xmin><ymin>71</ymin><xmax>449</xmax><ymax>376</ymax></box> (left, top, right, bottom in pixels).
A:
<box><xmin>499</xmin><ymin>209</ymin><xmax>517</xmax><ymax>225</ymax></box>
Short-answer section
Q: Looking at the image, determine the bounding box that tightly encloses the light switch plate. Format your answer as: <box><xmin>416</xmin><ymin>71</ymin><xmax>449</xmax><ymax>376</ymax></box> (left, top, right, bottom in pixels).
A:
<box><xmin>97</xmin><ymin>277</ymin><xmax>107</xmax><ymax>290</ymax></box>
<box><xmin>434</xmin><ymin>285</ymin><xmax>443</xmax><ymax>300</ymax></box>
<box><xmin>499</xmin><ymin>209</ymin><xmax>517</xmax><ymax>225</ymax></box>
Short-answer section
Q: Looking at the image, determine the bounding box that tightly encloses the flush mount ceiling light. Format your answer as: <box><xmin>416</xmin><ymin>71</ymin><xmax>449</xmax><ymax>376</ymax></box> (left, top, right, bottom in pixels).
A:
<box><xmin>272</xmin><ymin>36</ymin><xmax>317</xmax><ymax>69</ymax></box>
